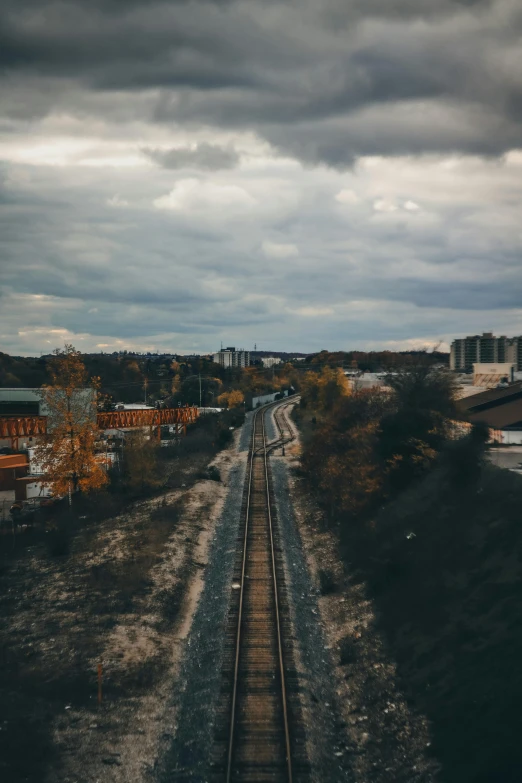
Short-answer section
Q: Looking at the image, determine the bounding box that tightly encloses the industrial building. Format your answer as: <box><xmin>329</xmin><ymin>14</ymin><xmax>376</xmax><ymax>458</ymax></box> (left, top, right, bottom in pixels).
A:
<box><xmin>471</xmin><ymin>363</ymin><xmax>514</xmax><ymax>388</ymax></box>
<box><xmin>344</xmin><ymin>373</ymin><xmax>390</xmax><ymax>391</ymax></box>
<box><xmin>459</xmin><ymin>383</ymin><xmax>522</xmax><ymax>443</ymax></box>
<box><xmin>0</xmin><ymin>454</ymin><xmax>29</xmax><ymax>491</ymax></box>
<box><xmin>0</xmin><ymin>388</ymin><xmax>46</xmax><ymax>417</ymax></box>
<box><xmin>450</xmin><ymin>333</ymin><xmax>522</xmax><ymax>372</ymax></box>
<box><xmin>212</xmin><ymin>347</ymin><xmax>250</xmax><ymax>368</ymax></box>
<box><xmin>0</xmin><ymin>387</ymin><xmax>95</xmax><ymax>451</ymax></box>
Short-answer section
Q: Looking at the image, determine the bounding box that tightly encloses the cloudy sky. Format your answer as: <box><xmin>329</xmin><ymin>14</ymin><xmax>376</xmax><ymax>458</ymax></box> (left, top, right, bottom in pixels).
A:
<box><xmin>1</xmin><ymin>0</ymin><xmax>522</xmax><ymax>356</ymax></box>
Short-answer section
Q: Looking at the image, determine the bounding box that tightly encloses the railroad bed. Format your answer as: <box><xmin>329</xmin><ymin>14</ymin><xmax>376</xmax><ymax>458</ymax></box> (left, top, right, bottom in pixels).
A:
<box><xmin>210</xmin><ymin>400</ymin><xmax>309</xmax><ymax>783</ymax></box>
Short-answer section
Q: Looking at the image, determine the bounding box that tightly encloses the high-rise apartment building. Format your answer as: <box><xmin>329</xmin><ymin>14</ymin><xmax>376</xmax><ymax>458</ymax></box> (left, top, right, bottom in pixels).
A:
<box><xmin>450</xmin><ymin>333</ymin><xmax>522</xmax><ymax>371</ymax></box>
<box><xmin>212</xmin><ymin>347</ymin><xmax>250</xmax><ymax>368</ymax></box>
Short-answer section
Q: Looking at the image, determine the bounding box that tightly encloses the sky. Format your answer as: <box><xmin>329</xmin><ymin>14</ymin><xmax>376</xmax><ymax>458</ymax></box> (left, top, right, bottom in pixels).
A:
<box><xmin>1</xmin><ymin>0</ymin><xmax>522</xmax><ymax>356</ymax></box>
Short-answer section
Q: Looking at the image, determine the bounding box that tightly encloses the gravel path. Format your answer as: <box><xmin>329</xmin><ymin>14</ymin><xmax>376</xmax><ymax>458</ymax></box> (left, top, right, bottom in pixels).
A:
<box><xmin>155</xmin><ymin>456</ymin><xmax>247</xmax><ymax>782</ymax></box>
<box><xmin>271</xmin><ymin>455</ymin><xmax>353</xmax><ymax>781</ymax></box>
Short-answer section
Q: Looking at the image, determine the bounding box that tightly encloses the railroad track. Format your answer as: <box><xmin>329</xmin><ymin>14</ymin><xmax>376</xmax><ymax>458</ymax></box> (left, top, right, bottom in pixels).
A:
<box><xmin>210</xmin><ymin>399</ymin><xmax>309</xmax><ymax>783</ymax></box>
<box><xmin>272</xmin><ymin>399</ymin><xmax>298</xmax><ymax>448</ymax></box>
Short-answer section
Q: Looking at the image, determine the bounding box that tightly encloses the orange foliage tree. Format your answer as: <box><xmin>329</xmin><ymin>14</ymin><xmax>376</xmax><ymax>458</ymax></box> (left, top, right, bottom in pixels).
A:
<box><xmin>217</xmin><ymin>389</ymin><xmax>245</xmax><ymax>408</ymax></box>
<box><xmin>171</xmin><ymin>373</ymin><xmax>181</xmax><ymax>396</ymax></box>
<box><xmin>301</xmin><ymin>362</ymin><xmax>458</xmax><ymax>525</ymax></box>
<box><xmin>37</xmin><ymin>345</ymin><xmax>108</xmax><ymax>500</ymax></box>
<box><xmin>301</xmin><ymin>366</ymin><xmax>350</xmax><ymax>412</ymax></box>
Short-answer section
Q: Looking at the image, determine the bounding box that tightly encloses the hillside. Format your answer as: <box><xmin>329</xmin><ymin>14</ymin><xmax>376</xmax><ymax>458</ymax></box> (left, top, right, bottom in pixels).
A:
<box><xmin>338</xmin><ymin>461</ymin><xmax>522</xmax><ymax>782</ymax></box>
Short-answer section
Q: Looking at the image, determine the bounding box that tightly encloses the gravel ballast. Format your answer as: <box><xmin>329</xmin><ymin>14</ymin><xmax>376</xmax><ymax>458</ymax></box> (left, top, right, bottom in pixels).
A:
<box><xmin>264</xmin><ymin>403</ymin><xmax>278</xmax><ymax>442</ymax></box>
<box><xmin>156</xmin><ymin>457</ymin><xmax>247</xmax><ymax>782</ymax></box>
<box><xmin>271</xmin><ymin>455</ymin><xmax>353</xmax><ymax>781</ymax></box>
<box><xmin>238</xmin><ymin>409</ymin><xmax>254</xmax><ymax>452</ymax></box>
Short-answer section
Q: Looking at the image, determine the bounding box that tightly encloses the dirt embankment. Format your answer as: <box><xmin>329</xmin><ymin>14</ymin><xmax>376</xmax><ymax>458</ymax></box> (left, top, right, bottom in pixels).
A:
<box><xmin>355</xmin><ymin>463</ymin><xmax>522</xmax><ymax>783</ymax></box>
<box><xmin>293</xmin><ymin>402</ymin><xmax>522</xmax><ymax>782</ymax></box>
<box><xmin>0</xmin><ymin>439</ymin><xmax>239</xmax><ymax>783</ymax></box>
<box><xmin>285</xmin><ymin>418</ymin><xmax>438</xmax><ymax>783</ymax></box>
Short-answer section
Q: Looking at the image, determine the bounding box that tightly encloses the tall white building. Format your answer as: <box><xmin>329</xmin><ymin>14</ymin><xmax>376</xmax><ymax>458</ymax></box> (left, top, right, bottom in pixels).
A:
<box><xmin>450</xmin><ymin>333</ymin><xmax>522</xmax><ymax>372</ymax></box>
<box><xmin>261</xmin><ymin>357</ymin><xmax>282</xmax><ymax>368</ymax></box>
<box><xmin>212</xmin><ymin>347</ymin><xmax>250</xmax><ymax>368</ymax></box>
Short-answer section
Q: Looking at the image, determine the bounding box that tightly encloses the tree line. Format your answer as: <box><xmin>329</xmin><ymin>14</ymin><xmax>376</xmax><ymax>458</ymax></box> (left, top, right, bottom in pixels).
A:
<box><xmin>298</xmin><ymin>360</ymin><xmax>487</xmax><ymax>528</ymax></box>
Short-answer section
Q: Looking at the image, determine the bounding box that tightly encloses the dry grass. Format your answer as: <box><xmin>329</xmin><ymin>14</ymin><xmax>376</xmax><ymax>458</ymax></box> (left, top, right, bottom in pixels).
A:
<box><xmin>0</xmin><ymin>423</ymin><xmax>236</xmax><ymax>783</ymax></box>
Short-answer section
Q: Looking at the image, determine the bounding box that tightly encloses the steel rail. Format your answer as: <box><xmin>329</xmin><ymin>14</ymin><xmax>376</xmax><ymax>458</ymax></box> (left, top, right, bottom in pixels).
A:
<box><xmin>269</xmin><ymin>397</ymin><xmax>300</xmax><ymax>452</ymax></box>
<box><xmin>224</xmin><ymin>398</ymin><xmax>295</xmax><ymax>783</ymax></box>
<box><xmin>262</xmin><ymin>407</ymin><xmax>294</xmax><ymax>783</ymax></box>
<box><xmin>225</xmin><ymin>404</ymin><xmax>259</xmax><ymax>783</ymax></box>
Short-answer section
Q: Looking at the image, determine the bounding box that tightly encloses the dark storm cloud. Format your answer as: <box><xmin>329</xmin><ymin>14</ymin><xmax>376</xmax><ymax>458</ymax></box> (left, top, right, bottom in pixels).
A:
<box><xmin>1</xmin><ymin>0</ymin><xmax>521</xmax><ymax>163</ymax></box>
<box><xmin>142</xmin><ymin>143</ymin><xmax>239</xmax><ymax>170</ymax></box>
<box><xmin>2</xmin><ymin>0</ymin><xmax>522</xmax><ymax>355</ymax></box>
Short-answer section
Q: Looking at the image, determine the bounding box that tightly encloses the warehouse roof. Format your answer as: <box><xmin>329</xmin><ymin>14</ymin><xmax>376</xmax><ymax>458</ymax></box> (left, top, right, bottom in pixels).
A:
<box><xmin>468</xmin><ymin>399</ymin><xmax>522</xmax><ymax>429</ymax></box>
<box><xmin>458</xmin><ymin>382</ymin><xmax>522</xmax><ymax>412</ymax></box>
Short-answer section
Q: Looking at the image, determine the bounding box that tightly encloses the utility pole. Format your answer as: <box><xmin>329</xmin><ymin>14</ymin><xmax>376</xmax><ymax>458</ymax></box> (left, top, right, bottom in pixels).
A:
<box><xmin>199</xmin><ymin>373</ymin><xmax>202</xmax><ymax>409</ymax></box>
<box><xmin>144</xmin><ymin>377</ymin><xmax>148</xmax><ymax>405</ymax></box>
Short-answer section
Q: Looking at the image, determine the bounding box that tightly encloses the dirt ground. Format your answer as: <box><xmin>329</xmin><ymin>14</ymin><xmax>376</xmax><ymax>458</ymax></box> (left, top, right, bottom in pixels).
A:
<box><xmin>285</xmin><ymin>409</ymin><xmax>438</xmax><ymax>783</ymax></box>
<box><xmin>0</xmin><ymin>435</ymin><xmax>241</xmax><ymax>783</ymax></box>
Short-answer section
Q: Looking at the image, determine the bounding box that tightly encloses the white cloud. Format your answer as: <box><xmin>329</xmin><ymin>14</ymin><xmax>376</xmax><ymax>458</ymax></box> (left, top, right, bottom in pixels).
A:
<box><xmin>335</xmin><ymin>188</ymin><xmax>360</xmax><ymax>205</ymax></box>
<box><xmin>373</xmin><ymin>198</ymin><xmax>398</xmax><ymax>212</ymax></box>
<box><xmin>261</xmin><ymin>241</ymin><xmax>299</xmax><ymax>259</ymax></box>
<box><xmin>290</xmin><ymin>306</ymin><xmax>334</xmax><ymax>317</ymax></box>
<box><xmin>107</xmin><ymin>194</ymin><xmax>129</xmax><ymax>208</ymax></box>
<box><xmin>404</xmin><ymin>200</ymin><xmax>421</xmax><ymax>211</ymax></box>
<box><xmin>153</xmin><ymin>178</ymin><xmax>256</xmax><ymax>214</ymax></box>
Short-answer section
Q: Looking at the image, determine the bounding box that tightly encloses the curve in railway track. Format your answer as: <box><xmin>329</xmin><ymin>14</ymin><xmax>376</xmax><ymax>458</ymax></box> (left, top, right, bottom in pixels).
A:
<box><xmin>210</xmin><ymin>399</ymin><xmax>309</xmax><ymax>783</ymax></box>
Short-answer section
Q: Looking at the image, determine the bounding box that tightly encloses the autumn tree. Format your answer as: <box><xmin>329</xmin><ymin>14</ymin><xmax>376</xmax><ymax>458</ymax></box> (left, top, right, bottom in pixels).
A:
<box><xmin>379</xmin><ymin>362</ymin><xmax>458</xmax><ymax>494</ymax></box>
<box><xmin>301</xmin><ymin>366</ymin><xmax>350</xmax><ymax>411</ymax></box>
<box><xmin>171</xmin><ymin>373</ymin><xmax>181</xmax><ymax>396</ymax></box>
<box><xmin>217</xmin><ymin>389</ymin><xmax>245</xmax><ymax>408</ymax></box>
<box><xmin>37</xmin><ymin>345</ymin><xmax>108</xmax><ymax>500</ymax></box>
<box><xmin>302</xmin><ymin>389</ymin><xmax>389</xmax><ymax>520</ymax></box>
<box><xmin>301</xmin><ymin>360</ymin><xmax>459</xmax><ymax>527</ymax></box>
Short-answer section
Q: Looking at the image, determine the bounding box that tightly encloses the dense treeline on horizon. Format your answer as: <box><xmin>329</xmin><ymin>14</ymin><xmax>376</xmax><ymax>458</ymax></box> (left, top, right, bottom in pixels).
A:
<box><xmin>0</xmin><ymin>349</ymin><xmax>299</xmax><ymax>407</ymax></box>
<box><xmin>0</xmin><ymin>347</ymin><xmax>449</xmax><ymax>410</ymax></box>
<box><xmin>305</xmin><ymin>349</ymin><xmax>449</xmax><ymax>372</ymax></box>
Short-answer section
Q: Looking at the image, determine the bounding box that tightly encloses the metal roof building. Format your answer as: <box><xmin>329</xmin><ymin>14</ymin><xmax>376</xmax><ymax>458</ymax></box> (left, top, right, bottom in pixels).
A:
<box><xmin>0</xmin><ymin>388</ymin><xmax>44</xmax><ymax>416</ymax></box>
<box><xmin>458</xmin><ymin>382</ymin><xmax>522</xmax><ymax>429</ymax></box>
